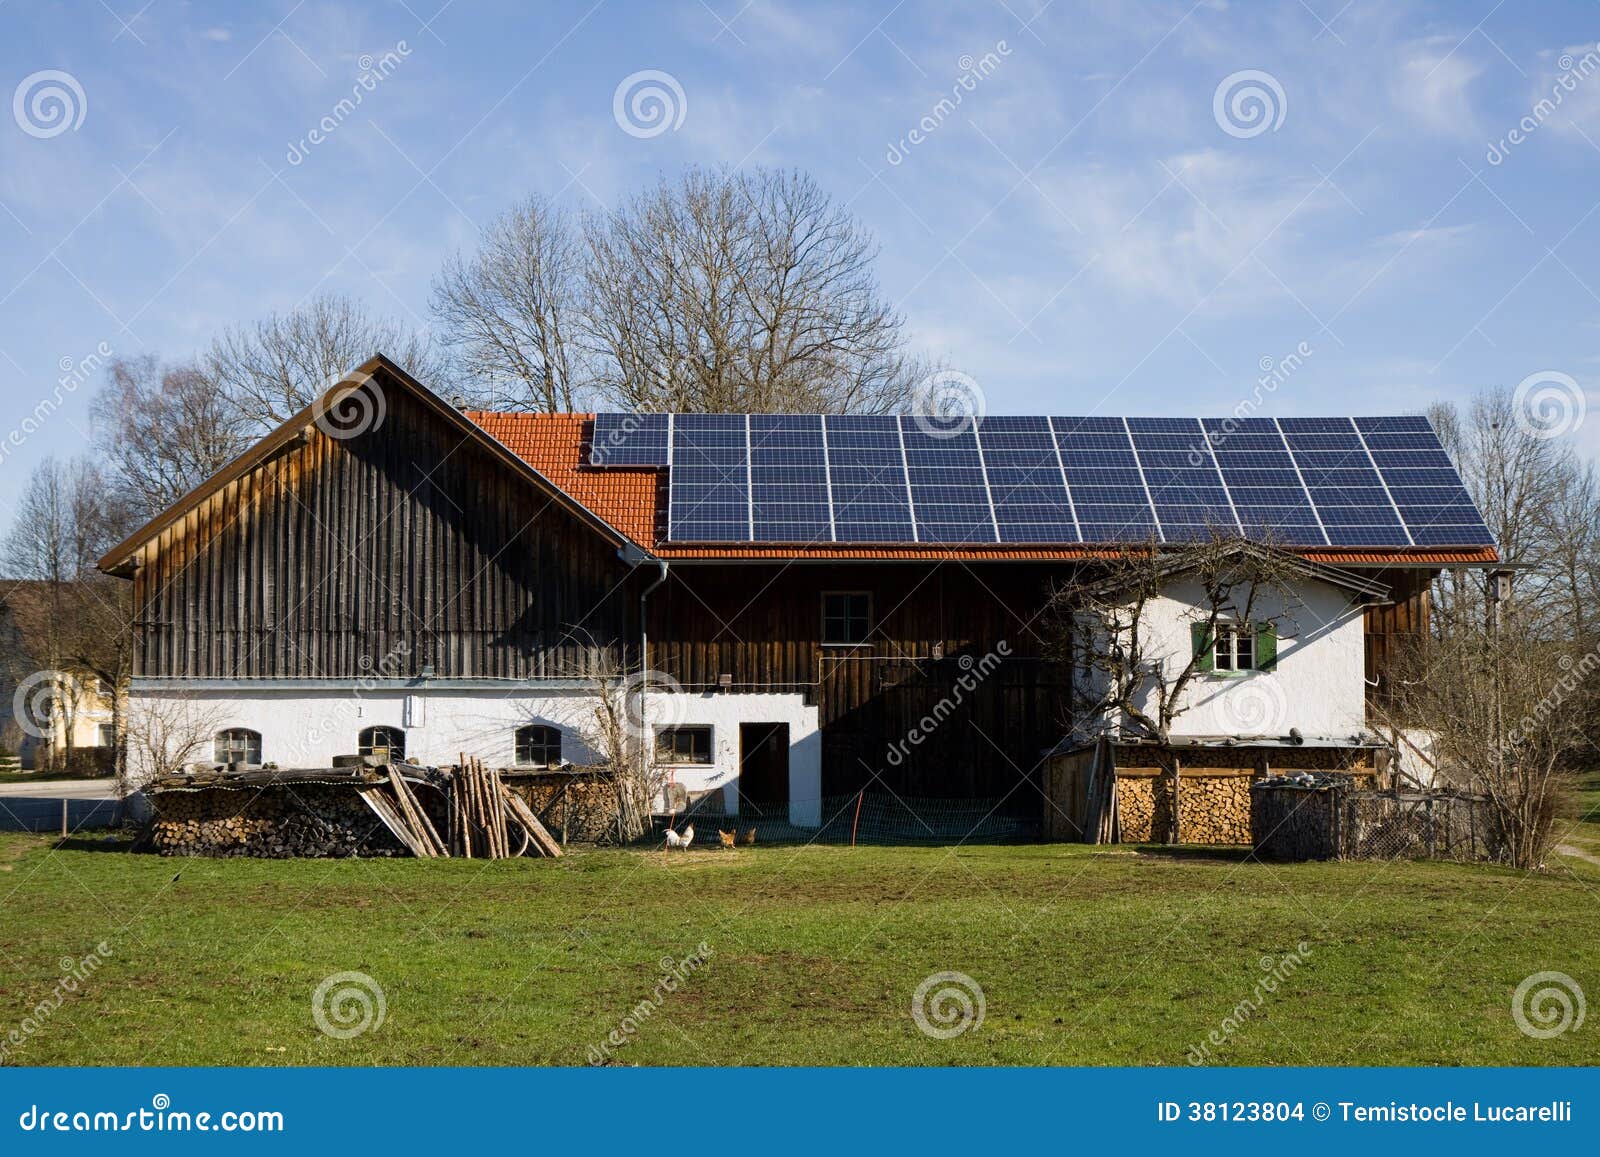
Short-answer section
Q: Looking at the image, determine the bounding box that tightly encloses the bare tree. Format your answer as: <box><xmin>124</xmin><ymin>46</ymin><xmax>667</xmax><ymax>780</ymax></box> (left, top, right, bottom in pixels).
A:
<box><xmin>432</xmin><ymin>167</ymin><xmax>925</xmax><ymax>414</ymax></box>
<box><xmin>123</xmin><ymin>695</ymin><xmax>226</xmax><ymax>787</ymax></box>
<box><xmin>94</xmin><ymin>356</ymin><xmax>252</xmax><ymax>521</ymax></box>
<box><xmin>2</xmin><ymin>458</ymin><xmax>136</xmax><ymax>772</ymax></box>
<box><xmin>205</xmin><ymin>292</ymin><xmax>448</xmax><ymax>428</ymax></box>
<box><xmin>1395</xmin><ymin>585</ymin><xmax>1583</xmax><ymax>869</ymax></box>
<box><xmin>1045</xmin><ymin>537</ymin><xmax>1306</xmax><ymax>743</ymax></box>
<box><xmin>431</xmin><ymin>195</ymin><xmax>588</xmax><ymax>411</ymax></box>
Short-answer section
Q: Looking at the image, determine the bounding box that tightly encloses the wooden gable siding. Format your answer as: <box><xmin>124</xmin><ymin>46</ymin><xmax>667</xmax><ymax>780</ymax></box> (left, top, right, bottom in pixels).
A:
<box><xmin>132</xmin><ymin>385</ymin><xmax>635</xmax><ymax>679</ymax></box>
<box><xmin>647</xmin><ymin>563</ymin><xmax>1074</xmax><ymax>801</ymax></box>
<box><xmin>1363</xmin><ymin>566</ymin><xmax>1433</xmax><ymax>718</ymax></box>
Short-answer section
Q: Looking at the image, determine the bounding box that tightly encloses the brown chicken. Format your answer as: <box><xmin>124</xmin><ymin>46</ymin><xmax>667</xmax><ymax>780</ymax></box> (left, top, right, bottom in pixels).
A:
<box><xmin>741</xmin><ymin>828</ymin><xmax>757</xmax><ymax>846</ymax></box>
<box><xmin>718</xmin><ymin>829</ymin><xmax>737</xmax><ymax>849</ymax></box>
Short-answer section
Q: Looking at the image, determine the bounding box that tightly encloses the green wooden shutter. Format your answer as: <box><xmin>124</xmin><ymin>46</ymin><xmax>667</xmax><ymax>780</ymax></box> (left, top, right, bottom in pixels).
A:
<box><xmin>1191</xmin><ymin>622</ymin><xmax>1214</xmax><ymax>672</ymax></box>
<box><xmin>1254</xmin><ymin>624</ymin><xmax>1278</xmax><ymax>670</ymax></box>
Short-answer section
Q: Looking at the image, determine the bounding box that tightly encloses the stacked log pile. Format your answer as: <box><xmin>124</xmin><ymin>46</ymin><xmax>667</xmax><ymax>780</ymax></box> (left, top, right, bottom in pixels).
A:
<box><xmin>150</xmin><ymin>783</ymin><xmax>405</xmax><ymax>857</ymax></box>
<box><xmin>1115</xmin><ymin>775</ymin><xmax>1159</xmax><ymax>842</ymax></box>
<box><xmin>504</xmin><ymin>768</ymin><xmax>617</xmax><ymax>843</ymax></box>
<box><xmin>1175</xmin><ymin>772</ymin><xmax>1253</xmax><ymax>845</ymax></box>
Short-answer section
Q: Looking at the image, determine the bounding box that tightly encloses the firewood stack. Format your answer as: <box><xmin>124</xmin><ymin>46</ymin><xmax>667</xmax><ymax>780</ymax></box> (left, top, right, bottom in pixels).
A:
<box><xmin>150</xmin><ymin>784</ymin><xmax>406</xmax><ymax>857</ymax></box>
<box><xmin>1174</xmin><ymin>774</ymin><xmax>1253</xmax><ymax>845</ymax></box>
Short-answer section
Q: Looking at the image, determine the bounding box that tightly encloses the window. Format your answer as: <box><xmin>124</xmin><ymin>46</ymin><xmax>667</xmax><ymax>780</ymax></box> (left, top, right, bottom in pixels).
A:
<box><xmin>1193</xmin><ymin>622</ymin><xmax>1277</xmax><ymax>674</ymax></box>
<box><xmin>1214</xmin><ymin>623</ymin><xmax>1256</xmax><ymax>672</ymax></box>
<box><xmin>822</xmin><ymin>592</ymin><xmax>873</xmax><ymax>646</ymax></box>
<box><xmin>97</xmin><ymin>724</ymin><xmax>116</xmax><ymax>749</ymax></box>
<box><xmin>214</xmin><ymin>728</ymin><xmax>263</xmax><ymax>765</ymax></box>
<box><xmin>515</xmin><ymin>725</ymin><xmax>562</xmax><ymax>768</ymax></box>
<box><xmin>656</xmin><ymin>726</ymin><xmax>712</xmax><ymax>765</ymax></box>
<box><xmin>359</xmin><ymin>726</ymin><xmax>406</xmax><ymax>762</ymax></box>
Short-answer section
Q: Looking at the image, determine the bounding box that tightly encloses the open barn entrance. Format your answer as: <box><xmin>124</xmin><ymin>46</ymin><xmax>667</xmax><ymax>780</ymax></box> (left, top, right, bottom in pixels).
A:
<box><xmin>739</xmin><ymin>723</ymin><xmax>789</xmax><ymax>818</ymax></box>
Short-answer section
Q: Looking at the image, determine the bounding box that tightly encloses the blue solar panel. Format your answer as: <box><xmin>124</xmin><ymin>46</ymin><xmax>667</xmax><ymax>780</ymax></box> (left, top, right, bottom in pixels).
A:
<box><xmin>590</xmin><ymin>413</ymin><xmax>669</xmax><ymax>466</ymax></box>
<box><xmin>668</xmin><ymin>414</ymin><xmax>749</xmax><ymax>541</ymax></box>
<box><xmin>1052</xmin><ymin>417</ymin><xmax>1159</xmax><ymax>543</ymax></box>
<box><xmin>1356</xmin><ymin>417</ymin><xmax>1493</xmax><ymax>545</ymax></box>
<box><xmin>1202</xmin><ymin>418</ymin><xmax>1326</xmax><ymax>546</ymax></box>
<box><xmin>977</xmin><ymin>417</ymin><xmax>1080</xmax><ymax>543</ymax></box>
<box><xmin>901</xmin><ymin>419</ymin><xmax>996</xmax><ymax>544</ymax></box>
<box><xmin>749</xmin><ymin>415</ymin><xmax>831</xmax><ymax>542</ymax></box>
<box><xmin>628</xmin><ymin>410</ymin><xmax>1492</xmax><ymax>550</ymax></box>
<box><xmin>824</xmin><ymin>415</ymin><xmax>916</xmax><ymax>542</ymax></box>
<box><xmin>1279</xmin><ymin>417</ymin><xmax>1410</xmax><ymax>546</ymax></box>
<box><xmin>1128</xmin><ymin>417</ymin><xmax>1237</xmax><ymax>543</ymax></box>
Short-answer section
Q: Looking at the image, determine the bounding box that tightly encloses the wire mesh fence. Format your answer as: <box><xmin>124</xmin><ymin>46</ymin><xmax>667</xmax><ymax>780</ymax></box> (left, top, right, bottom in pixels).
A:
<box><xmin>1252</xmin><ymin>778</ymin><xmax>1508</xmax><ymax>863</ymax></box>
<box><xmin>658</xmin><ymin>792</ymin><xmax>1040</xmax><ymax>846</ymax></box>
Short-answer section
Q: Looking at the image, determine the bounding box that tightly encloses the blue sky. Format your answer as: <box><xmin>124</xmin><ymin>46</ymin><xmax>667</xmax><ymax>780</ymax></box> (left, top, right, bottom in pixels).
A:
<box><xmin>2</xmin><ymin>0</ymin><xmax>1598</xmax><ymax>517</ymax></box>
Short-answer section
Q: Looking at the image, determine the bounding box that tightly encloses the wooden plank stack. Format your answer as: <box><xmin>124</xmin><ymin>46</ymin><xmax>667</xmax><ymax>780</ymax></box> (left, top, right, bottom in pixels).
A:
<box><xmin>446</xmin><ymin>756</ymin><xmax>562</xmax><ymax>859</ymax></box>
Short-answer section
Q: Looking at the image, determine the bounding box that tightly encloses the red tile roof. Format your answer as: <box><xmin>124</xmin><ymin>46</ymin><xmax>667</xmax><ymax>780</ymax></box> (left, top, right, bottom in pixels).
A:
<box><xmin>466</xmin><ymin>411</ymin><xmax>1501</xmax><ymax>567</ymax></box>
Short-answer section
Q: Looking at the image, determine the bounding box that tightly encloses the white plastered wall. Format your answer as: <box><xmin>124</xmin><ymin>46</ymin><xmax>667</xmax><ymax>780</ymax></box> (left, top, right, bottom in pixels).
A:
<box><xmin>1124</xmin><ymin>575</ymin><xmax>1370</xmax><ymax>740</ymax></box>
<box><xmin>126</xmin><ymin>684</ymin><xmax>822</xmax><ymax>827</ymax></box>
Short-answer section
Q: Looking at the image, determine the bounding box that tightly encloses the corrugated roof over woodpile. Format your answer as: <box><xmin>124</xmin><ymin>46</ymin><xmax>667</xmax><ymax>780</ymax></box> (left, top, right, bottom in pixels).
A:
<box><xmin>467</xmin><ymin>411</ymin><xmax>1501</xmax><ymax>566</ymax></box>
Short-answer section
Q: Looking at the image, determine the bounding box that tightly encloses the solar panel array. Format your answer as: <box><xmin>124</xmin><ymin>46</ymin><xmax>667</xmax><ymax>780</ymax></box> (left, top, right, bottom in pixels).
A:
<box><xmin>587</xmin><ymin>413</ymin><xmax>1493</xmax><ymax>549</ymax></box>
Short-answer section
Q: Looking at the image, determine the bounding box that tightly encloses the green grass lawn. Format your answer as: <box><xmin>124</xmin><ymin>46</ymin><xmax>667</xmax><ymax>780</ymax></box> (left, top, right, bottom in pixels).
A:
<box><xmin>1</xmin><ymin>833</ymin><xmax>1597</xmax><ymax>1067</ymax></box>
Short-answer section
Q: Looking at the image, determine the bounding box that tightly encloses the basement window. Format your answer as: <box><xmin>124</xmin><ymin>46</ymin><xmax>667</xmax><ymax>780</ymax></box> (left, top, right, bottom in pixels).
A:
<box><xmin>656</xmin><ymin>726</ymin><xmax>712</xmax><ymax>766</ymax></box>
<box><xmin>822</xmin><ymin>592</ymin><xmax>873</xmax><ymax>646</ymax></box>
<box><xmin>515</xmin><ymin>725</ymin><xmax>562</xmax><ymax>768</ymax></box>
<box><xmin>359</xmin><ymin>725</ymin><xmax>406</xmax><ymax>762</ymax></box>
<box><xmin>214</xmin><ymin>728</ymin><xmax>262</xmax><ymax>766</ymax></box>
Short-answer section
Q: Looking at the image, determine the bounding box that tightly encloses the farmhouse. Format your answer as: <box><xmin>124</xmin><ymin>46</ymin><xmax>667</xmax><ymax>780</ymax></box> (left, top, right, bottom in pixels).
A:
<box><xmin>97</xmin><ymin>356</ymin><xmax>1499</xmax><ymax>829</ymax></box>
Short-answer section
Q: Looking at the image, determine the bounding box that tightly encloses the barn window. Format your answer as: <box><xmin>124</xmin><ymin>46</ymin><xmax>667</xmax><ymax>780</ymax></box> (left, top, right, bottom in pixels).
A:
<box><xmin>821</xmin><ymin>592</ymin><xmax>873</xmax><ymax>646</ymax></box>
<box><xmin>515</xmin><ymin>725</ymin><xmax>562</xmax><ymax>768</ymax></box>
<box><xmin>359</xmin><ymin>725</ymin><xmax>406</xmax><ymax>762</ymax></box>
<box><xmin>656</xmin><ymin>726</ymin><xmax>712</xmax><ymax>766</ymax></box>
<box><xmin>1192</xmin><ymin>622</ymin><xmax>1277</xmax><ymax>673</ymax></box>
<box><xmin>214</xmin><ymin>728</ymin><xmax>262</xmax><ymax>765</ymax></box>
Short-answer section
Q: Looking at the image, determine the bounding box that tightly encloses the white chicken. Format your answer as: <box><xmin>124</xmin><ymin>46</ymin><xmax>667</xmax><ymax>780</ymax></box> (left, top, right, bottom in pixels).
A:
<box><xmin>664</xmin><ymin>823</ymin><xmax>695</xmax><ymax>850</ymax></box>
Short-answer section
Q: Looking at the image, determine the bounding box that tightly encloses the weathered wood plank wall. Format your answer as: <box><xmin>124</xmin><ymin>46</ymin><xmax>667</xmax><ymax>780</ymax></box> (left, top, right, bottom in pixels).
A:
<box><xmin>131</xmin><ymin>385</ymin><xmax>636</xmax><ymax>679</ymax></box>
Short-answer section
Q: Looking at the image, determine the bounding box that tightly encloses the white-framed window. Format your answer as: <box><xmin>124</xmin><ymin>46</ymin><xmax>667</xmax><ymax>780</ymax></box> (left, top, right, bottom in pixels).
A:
<box><xmin>655</xmin><ymin>725</ymin><xmax>713</xmax><ymax>766</ymax></box>
<box><xmin>822</xmin><ymin>591</ymin><xmax>873</xmax><ymax>646</ymax></box>
<box><xmin>1194</xmin><ymin>620</ymin><xmax>1277</xmax><ymax>674</ymax></box>
<box><xmin>515</xmin><ymin>725</ymin><xmax>562</xmax><ymax>768</ymax></box>
<box><xmin>215</xmin><ymin>728</ymin><xmax>263</xmax><ymax>765</ymax></box>
<box><xmin>1213</xmin><ymin>623</ymin><xmax>1257</xmax><ymax>672</ymax></box>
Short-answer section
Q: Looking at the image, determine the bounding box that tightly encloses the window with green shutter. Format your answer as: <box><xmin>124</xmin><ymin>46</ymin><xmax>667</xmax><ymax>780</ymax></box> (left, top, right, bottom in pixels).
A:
<box><xmin>1196</xmin><ymin>621</ymin><xmax>1275</xmax><ymax>673</ymax></box>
